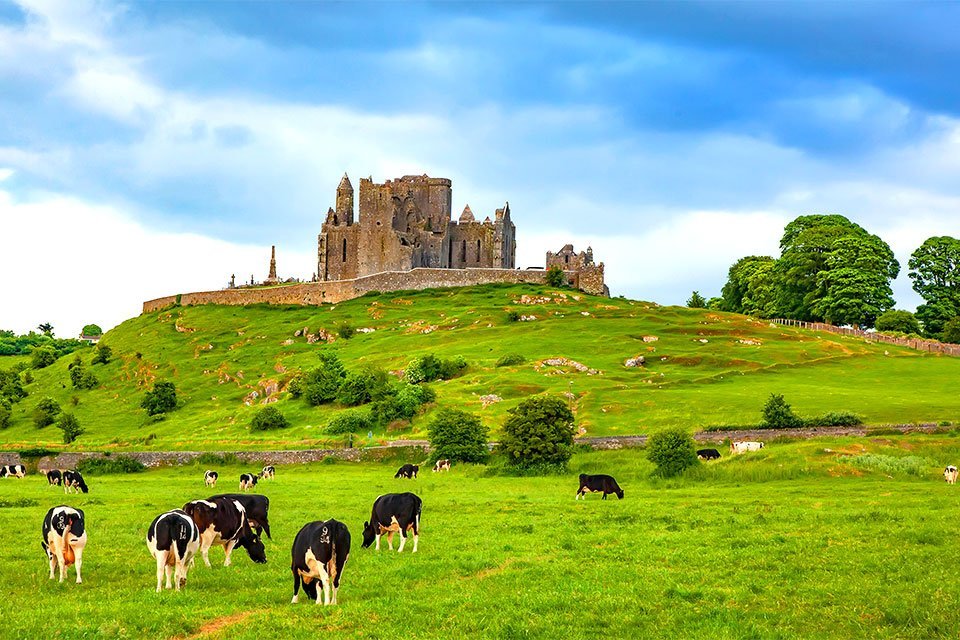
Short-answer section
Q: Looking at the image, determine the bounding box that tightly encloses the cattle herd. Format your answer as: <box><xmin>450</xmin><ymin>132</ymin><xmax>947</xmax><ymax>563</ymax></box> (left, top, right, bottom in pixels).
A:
<box><xmin>3</xmin><ymin>441</ymin><xmax>957</xmax><ymax>606</ymax></box>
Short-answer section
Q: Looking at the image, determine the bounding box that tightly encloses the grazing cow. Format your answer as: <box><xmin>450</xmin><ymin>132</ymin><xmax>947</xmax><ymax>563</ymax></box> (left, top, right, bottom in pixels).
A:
<box><xmin>239</xmin><ymin>473</ymin><xmax>258</xmax><ymax>491</ymax></box>
<box><xmin>697</xmin><ymin>448</ymin><xmax>721</xmax><ymax>461</ymax></box>
<box><xmin>432</xmin><ymin>459</ymin><xmax>451</xmax><ymax>473</ymax></box>
<box><xmin>361</xmin><ymin>492</ymin><xmax>422</xmax><ymax>553</ymax></box>
<box><xmin>731</xmin><ymin>441</ymin><xmax>765</xmax><ymax>454</ymax></box>
<box><xmin>394</xmin><ymin>464</ymin><xmax>419</xmax><ymax>479</ymax></box>
<box><xmin>46</xmin><ymin>469</ymin><xmax>63</xmax><ymax>486</ymax></box>
<box><xmin>1</xmin><ymin>464</ymin><xmax>26</xmax><ymax>478</ymax></box>
<box><xmin>204</xmin><ymin>470</ymin><xmax>218</xmax><ymax>488</ymax></box>
<box><xmin>63</xmin><ymin>470</ymin><xmax>89</xmax><ymax>494</ymax></box>
<box><xmin>208</xmin><ymin>493</ymin><xmax>272</xmax><ymax>539</ymax></box>
<box><xmin>576</xmin><ymin>474</ymin><xmax>624</xmax><ymax>500</ymax></box>
<box><xmin>945</xmin><ymin>466</ymin><xmax>958</xmax><ymax>484</ymax></box>
<box><xmin>146</xmin><ymin>509</ymin><xmax>200</xmax><ymax>592</ymax></box>
<box><xmin>41</xmin><ymin>505</ymin><xmax>87</xmax><ymax>584</ymax></box>
<box><xmin>183</xmin><ymin>497</ymin><xmax>267</xmax><ymax>567</ymax></box>
<box><xmin>291</xmin><ymin>519</ymin><xmax>351</xmax><ymax>605</ymax></box>
<box><xmin>259</xmin><ymin>465</ymin><xmax>275</xmax><ymax>480</ymax></box>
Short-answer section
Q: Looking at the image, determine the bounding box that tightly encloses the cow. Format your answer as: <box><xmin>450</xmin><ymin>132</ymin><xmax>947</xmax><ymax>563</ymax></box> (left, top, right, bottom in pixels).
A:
<box><xmin>208</xmin><ymin>493</ymin><xmax>272</xmax><ymax>539</ymax></box>
<box><xmin>945</xmin><ymin>466</ymin><xmax>958</xmax><ymax>484</ymax></box>
<box><xmin>239</xmin><ymin>473</ymin><xmax>258</xmax><ymax>491</ymax></box>
<box><xmin>183</xmin><ymin>497</ymin><xmax>267</xmax><ymax>567</ymax></box>
<box><xmin>432</xmin><ymin>459</ymin><xmax>451</xmax><ymax>473</ymax></box>
<box><xmin>63</xmin><ymin>470</ymin><xmax>89</xmax><ymax>494</ymax></box>
<box><xmin>290</xmin><ymin>519</ymin><xmax>350</xmax><ymax>605</ymax></box>
<box><xmin>146</xmin><ymin>509</ymin><xmax>200</xmax><ymax>592</ymax></box>
<box><xmin>361</xmin><ymin>492</ymin><xmax>422</xmax><ymax>553</ymax></box>
<box><xmin>204</xmin><ymin>470</ymin><xmax>218</xmax><ymax>487</ymax></box>
<box><xmin>394</xmin><ymin>464</ymin><xmax>419</xmax><ymax>479</ymax></box>
<box><xmin>46</xmin><ymin>469</ymin><xmax>63</xmax><ymax>486</ymax></box>
<box><xmin>731</xmin><ymin>441</ymin><xmax>765</xmax><ymax>454</ymax></box>
<box><xmin>1</xmin><ymin>464</ymin><xmax>26</xmax><ymax>478</ymax></box>
<box><xmin>41</xmin><ymin>505</ymin><xmax>87</xmax><ymax>584</ymax></box>
<box><xmin>259</xmin><ymin>465</ymin><xmax>275</xmax><ymax>480</ymax></box>
<box><xmin>576</xmin><ymin>474</ymin><xmax>624</xmax><ymax>500</ymax></box>
<box><xmin>697</xmin><ymin>448</ymin><xmax>721</xmax><ymax>461</ymax></box>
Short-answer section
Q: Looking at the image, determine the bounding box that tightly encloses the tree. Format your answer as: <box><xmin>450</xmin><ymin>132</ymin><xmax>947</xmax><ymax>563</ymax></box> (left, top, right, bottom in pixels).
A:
<box><xmin>427</xmin><ymin>408</ymin><xmax>490</xmax><ymax>464</ymax></box>
<box><xmin>326</xmin><ymin>409</ymin><xmax>373</xmax><ymax>435</ymax></box>
<box><xmin>545</xmin><ymin>265</ymin><xmax>565</xmax><ymax>287</ymax></box>
<box><xmin>0</xmin><ymin>401</ymin><xmax>11</xmax><ymax>429</ymax></box>
<box><xmin>686</xmin><ymin>291</ymin><xmax>707</xmax><ymax>308</ymax></box>
<box><xmin>141</xmin><ymin>381</ymin><xmax>178</xmax><ymax>415</ymax></box>
<box><xmin>81</xmin><ymin>324</ymin><xmax>103</xmax><ymax>337</ymax></box>
<box><xmin>302</xmin><ymin>352</ymin><xmax>347</xmax><ymax>406</ymax></box>
<box><xmin>499</xmin><ymin>396</ymin><xmax>576</xmax><ymax>468</ymax></box>
<box><xmin>875</xmin><ymin>310</ymin><xmax>921</xmax><ymax>335</ymax></box>
<box><xmin>760</xmin><ymin>393</ymin><xmax>802</xmax><ymax>428</ymax></box>
<box><xmin>91</xmin><ymin>344</ymin><xmax>113</xmax><ymax>364</ymax></box>
<box><xmin>251</xmin><ymin>406</ymin><xmax>290</xmax><ymax>431</ymax></box>
<box><xmin>707</xmin><ymin>297</ymin><xmax>724</xmax><ymax>311</ymax></box>
<box><xmin>33</xmin><ymin>397</ymin><xmax>61</xmax><ymax>428</ymax></box>
<box><xmin>909</xmin><ymin>236</ymin><xmax>960</xmax><ymax>338</ymax></box>
<box><xmin>337</xmin><ymin>367</ymin><xmax>391</xmax><ymax>406</ymax></box>
<box><xmin>37</xmin><ymin>323</ymin><xmax>54</xmax><ymax>337</ymax></box>
<box><xmin>812</xmin><ymin>233</ymin><xmax>899</xmax><ymax>328</ymax></box>
<box><xmin>57</xmin><ymin>412</ymin><xmax>85</xmax><ymax>444</ymax></box>
<box><xmin>0</xmin><ymin>369</ymin><xmax>27</xmax><ymax>404</ymax></box>
<box><xmin>942</xmin><ymin>317</ymin><xmax>960</xmax><ymax>344</ymax></box>
<box><xmin>647</xmin><ymin>429</ymin><xmax>699</xmax><ymax>477</ymax></box>
<box><xmin>721</xmin><ymin>256</ymin><xmax>776</xmax><ymax>315</ymax></box>
<box><xmin>31</xmin><ymin>346</ymin><xmax>57</xmax><ymax>369</ymax></box>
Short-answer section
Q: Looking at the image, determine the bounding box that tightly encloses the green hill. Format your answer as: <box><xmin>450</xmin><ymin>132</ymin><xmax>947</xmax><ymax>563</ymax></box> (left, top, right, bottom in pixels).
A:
<box><xmin>2</xmin><ymin>283</ymin><xmax>959</xmax><ymax>450</ymax></box>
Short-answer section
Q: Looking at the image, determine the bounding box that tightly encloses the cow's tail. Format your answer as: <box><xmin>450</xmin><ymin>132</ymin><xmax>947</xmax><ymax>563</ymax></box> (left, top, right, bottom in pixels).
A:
<box><xmin>41</xmin><ymin>541</ymin><xmax>51</xmax><ymax>560</ymax></box>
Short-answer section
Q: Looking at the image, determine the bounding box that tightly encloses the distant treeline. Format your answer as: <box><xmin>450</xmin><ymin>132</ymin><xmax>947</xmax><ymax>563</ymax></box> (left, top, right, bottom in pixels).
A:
<box><xmin>0</xmin><ymin>330</ymin><xmax>89</xmax><ymax>357</ymax></box>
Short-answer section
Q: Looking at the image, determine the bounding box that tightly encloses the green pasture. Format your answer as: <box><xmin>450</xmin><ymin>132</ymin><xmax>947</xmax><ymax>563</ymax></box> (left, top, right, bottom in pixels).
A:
<box><xmin>2</xmin><ymin>283</ymin><xmax>960</xmax><ymax>450</ymax></box>
<box><xmin>2</xmin><ymin>440</ymin><xmax>960</xmax><ymax>638</ymax></box>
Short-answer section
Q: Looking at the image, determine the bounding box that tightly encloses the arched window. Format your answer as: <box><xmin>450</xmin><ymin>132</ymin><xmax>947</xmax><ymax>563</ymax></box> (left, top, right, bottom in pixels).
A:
<box><xmin>564</xmin><ymin>254</ymin><xmax>569</xmax><ymax>264</ymax></box>
<box><xmin>342</xmin><ymin>238</ymin><xmax>347</xmax><ymax>262</ymax></box>
<box><xmin>476</xmin><ymin>239</ymin><xmax>481</xmax><ymax>262</ymax></box>
<box><xmin>461</xmin><ymin>240</ymin><xmax>466</xmax><ymax>263</ymax></box>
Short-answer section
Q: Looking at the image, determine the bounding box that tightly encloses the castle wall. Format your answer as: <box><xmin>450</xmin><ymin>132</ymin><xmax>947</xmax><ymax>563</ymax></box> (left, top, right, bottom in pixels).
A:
<box><xmin>446</xmin><ymin>222</ymin><xmax>496</xmax><ymax>268</ymax></box>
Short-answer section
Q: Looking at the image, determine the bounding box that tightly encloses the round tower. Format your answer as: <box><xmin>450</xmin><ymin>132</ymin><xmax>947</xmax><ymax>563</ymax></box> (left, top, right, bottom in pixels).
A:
<box><xmin>336</xmin><ymin>173</ymin><xmax>354</xmax><ymax>224</ymax></box>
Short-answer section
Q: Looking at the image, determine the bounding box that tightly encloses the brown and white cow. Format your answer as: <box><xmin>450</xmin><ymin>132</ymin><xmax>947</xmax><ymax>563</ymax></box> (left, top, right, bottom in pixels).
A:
<box><xmin>204</xmin><ymin>470</ymin><xmax>218</xmax><ymax>487</ymax></box>
<box><xmin>291</xmin><ymin>519</ymin><xmax>350</xmax><ymax>605</ymax></box>
<box><xmin>432</xmin><ymin>459</ymin><xmax>451</xmax><ymax>473</ymax></box>
<box><xmin>183</xmin><ymin>497</ymin><xmax>267</xmax><ymax>567</ymax></box>
<box><xmin>361</xmin><ymin>492</ymin><xmax>422</xmax><ymax>553</ymax></box>
<box><xmin>41</xmin><ymin>505</ymin><xmax>87</xmax><ymax>584</ymax></box>
<box><xmin>945</xmin><ymin>465</ymin><xmax>958</xmax><ymax>484</ymax></box>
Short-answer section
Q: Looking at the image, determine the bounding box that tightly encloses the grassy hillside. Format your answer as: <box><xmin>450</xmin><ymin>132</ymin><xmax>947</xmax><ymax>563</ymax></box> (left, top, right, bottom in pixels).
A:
<box><xmin>2</xmin><ymin>283</ymin><xmax>959</xmax><ymax>450</ymax></box>
<box><xmin>2</xmin><ymin>439</ymin><xmax>960</xmax><ymax>638</ymax></box>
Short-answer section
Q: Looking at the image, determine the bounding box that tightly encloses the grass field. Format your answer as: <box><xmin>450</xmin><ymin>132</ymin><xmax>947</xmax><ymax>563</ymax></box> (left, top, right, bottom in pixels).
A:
<box><xmin>2</xmin><ymin>283</ymin><xmax>960</xmax><ymax>450</ymax></box>
<box><xmin>2</xmin><ymin>439</ymin><xmax>960</xmax><ymax>638</ymax></box>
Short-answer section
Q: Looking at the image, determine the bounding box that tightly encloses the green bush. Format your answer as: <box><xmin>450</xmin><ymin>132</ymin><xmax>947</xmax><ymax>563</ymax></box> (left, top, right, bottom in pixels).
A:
<box><xmin>840</xmin><ymin>454</ymin><xmax>932</xmax><ymax>477</ymax></box>
<box><xmin>875</xmin><ymin>310</ymin><xmax>921</xmax><ymax>335</ymax></box>
<box><xmin>0</xmin><ymin>402</ymin><xmax>10</xmax><ymax>430</ymax></box>
<box><xmin>250</xmin><ymin>405</ymin><xmax>290</xmax><ymax>431</ymax></box>
<box><xmin>18</xmin><ymin>447</ymin><xmax>57</xmax><ymax>459</ymax></box>
<box><xmin>686</xmin><ymin>291</ymin><xmax>708</xmax><ymax>308</ymax></box>
<box><xmin>943</xmin><ymin>317</ymin><xmax>960</xmax><ymax>344</ymax></box>
<box><xmin>81</xmin><ymin>324</ymin><xmax>103</xmax><ymax>337</ymax></box>
<box><xmin>31</xmin><ymin>346</ymin><xmax>57</xmax><ymax>369</ymax></box>
<box><xmin>505</xmin><ymin>310</ymin><xmax>521</xmax><ymax>322</ymax></box>
<box><xmin>405</xmin><ymin>354</ymin><xmax>467</xmax><ymax>383</ymax></box>
<box><xmin>337</xmin><ymin>323</ymin><xmax>356</xmax><ymax>340</ymax></box>
<box><xmin>77</xmin><ymin>455</ymin><xmax>146</xmax><ymax>475</ymax></box>
<box><xmin>56</xmin><ymin>412</ymin><xmax>85</xmax><ymax>444</ymax></box>
<box><xmin>427</xmin><ymin>408</ymin><xmax>489</xmax><ymax>464</ymax></box>
<box><xmin>499</xmin><ymin>396</ymin><xmax>576</xmax><ymax>469</ymax></box>
<box><xmin>760</xmin><ymin>393</ymin><xmax>803</xmax><ymax>428</ymax></box>
<box><xmin>33</xmin><ymin>397</ymin><xmax>61</xmax><ymax>428</ymax></box>
<box><xmin>438</xmin><ymin>355</ymin><xmax>467</xmax><ymax>380</ymax></box>
<box><xmin>326</xmin><ymin>409</ymin><xmax>373</xmax><ymax>435</ymax></box>
<box><xmin>195</xmin><ymin>452</ymin><xmax>239</xmax><ymax>466</ymax></box>
<box><xmin>302</xmin><ymin>352</ymin><xmax>346</xmax><ymax>405</ymax></box>
<box><xmin>496</xmin><ymin>353</ymin><xmax>526</xmax><ymax>367</ymax></box>
<box><xmin>141</xmin><ymin>381</ymin><xmax>178</xmax><ymax>416</ymax></box>
<box><xmin>91</xmin><ymin>344</ymin><xmax>112</xmax><ymax>365</ymax></box>
<box><xmin>337</xmin><ymin>367</ymin><xmax>390</xmax><ymax>406</ymax></box>
<box><xmin>545</xmin><ymin>265</ymin><xmax>565</xmax><ymax>287</ymax></box>
<box><xmin>647</xmin><ymin>429</ymin><xmax>699</xmax><ymax>477</ymax></box>
<box><xmin>69</xmin><ymin>356</ymin><xmax>99</xmax><ymax>390</ymax></box>
<box><xmin>0</xmin><ymin>369</ymin><xmax>26</xmax><ymax>403</ymax></box>
<box><xmin>805</xmin><ymin>412</ymin><xmax>863</xmax><ymax>427</ymax></box>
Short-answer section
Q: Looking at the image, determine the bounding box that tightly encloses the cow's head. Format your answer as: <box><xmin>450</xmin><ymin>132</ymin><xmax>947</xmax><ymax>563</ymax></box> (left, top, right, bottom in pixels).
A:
<box><xmin>239</xmin><ymin>524</ymin><xmax>267</xmax><ymax>564</ymax></box>
<box><xmin>615</xmin><ymin>488</ymin><xmax>625</xmax><ymax>500</ymax></box>
<box><xmin>361</xmin><ymin>521</ymin><xmax>377</xmax><ymax>548</ymax></box>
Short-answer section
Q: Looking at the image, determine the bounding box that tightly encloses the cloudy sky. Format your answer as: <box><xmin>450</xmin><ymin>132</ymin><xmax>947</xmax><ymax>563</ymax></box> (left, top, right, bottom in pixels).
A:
<box><xmin>2</xmin><ymin>1</ymin><xmax>959</xmax><ymax>336</ymax></box>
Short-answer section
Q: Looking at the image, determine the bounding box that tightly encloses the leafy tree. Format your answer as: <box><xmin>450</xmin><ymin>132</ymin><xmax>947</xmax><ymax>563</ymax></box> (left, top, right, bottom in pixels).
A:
<box><xmin>499</xmin><ymin>396</ymin><xmax>576</xmax><ymax>468</ymax></box>
<box><xmin>37</xmin><ymin>323</ymin><xmax>54</xmax><ymax>337</ymax></box>
<box><xmin>427</xmin><ymin>408</ymin><xmax>489</xmax><ymax>464</ymax></box>
<box><xmin>337</xmin><ymin>367</ymin><xmax>391</xmax><ymax>406</ymax></box>
<box><xmin>909</xmin><ymin>236</ymin><xmax>960</xmax><ymax>338</ymax></box>
<box><xmin>302</xmin><ymin>352</ymin><xmax>347</xmax><ymax>406</ymax></box>
<box><xmin>68</xmin><ymin>355</ymin><xmax>98</xmax><ymax>390</ymax></box>
<box><xmin>875</xmin><ymin>310</ymin><xmax>921</xmax><ymax>335</ymax></box>
<box><xmin>31</xmin><ymin>346</ymin><xmax>57</xmax><ymax>369</ymax></box>
<box><xmin>91</xmin><ymin>344</ymin><xmax>113</xmax><ymax>365</ymax></box>
<box><xmin>942</xmin><ymin>317</ymin><xmax>960</xmax><ymax>345</ymax></box>
<box><xmin>405</xmin><ymin>354</ymin><xmax>467</xmax><ymax>383</ymax></box>
<box><xmin>686</xmin><ymin>291</ymin><xmax>707</xmax><ymax>308</ymax></box>
<box><xmin>337</xmin><ymin>323</ymin><xmax>355</xmax><ymax>339</ymax></box>
<box><xmin>545</xmin><ymin>265</ymin><xmax>565</xmax><ymax>287</ymax></box>
<box><xmin>721</xmin><ymin>256</ymin><xmax>777</xmax><ymax>315</ymax></box>
<box><xmin>57</xmin><ymin>412</ymin><xmax>85</xmax><ymax>444</ymax></box>
<box><xmin>250</xmin><ymin>406</ymin><xmax>290</xmax><ymax>431</ymax></box>
<box><xmin>812</xmin><ymin>233</ymin><xmax>899</xmax><ymax>328</ymax></box>
<box><xmin>326</xmin><ymin>409</ymin><xmax>373</xmax><ymax>434</ymax></box>
<box><xmin>0</xmin><ymin>401</ymin><xmax>11</xmax><ymax>429</ymax></box>
<box><xmin>760</xmin><ymin>393</ymin><xmax>802</xmax><ymax>428</ymax></box>
<box><xmin>81</xmin><ymin>324</ymin><xmax>103</xmax><ymax>337</ymax></box>
<box><xmin>0</xmin><ymin>369</ymin><xmax>27</xmax><ymax>404</ymax></box>
<box><xmin>647</xmin><ymin>429</ymin><xmax>699</xmax><ymax>477</ymax></box>
<box><xmin>140</xmin><ymin>381</ymin><xmax>178</xmax><ymax>416</ymax></box>
<box><xmin>707</xmin><ymin>297</ymin><xmax>724</xmax><ymax>310</ymax></box>
<box><xmin>33</xmin><ymin>397</ymin><xmax>61</xmax><ymax>428</ymax></box>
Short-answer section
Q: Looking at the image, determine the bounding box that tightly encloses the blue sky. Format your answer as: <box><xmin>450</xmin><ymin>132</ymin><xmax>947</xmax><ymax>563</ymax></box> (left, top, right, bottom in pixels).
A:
<box><xmin>1</xmin><ymin>1</ymin><xmax>959</xmax><ymax>335</ymax></box>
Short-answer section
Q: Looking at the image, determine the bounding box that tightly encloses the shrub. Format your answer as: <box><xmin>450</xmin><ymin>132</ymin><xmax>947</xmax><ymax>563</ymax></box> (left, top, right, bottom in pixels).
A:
<box><xmin>31</xmin><ymin>346</ymin><xmax>57</xmax><ymax>369</ymax></box>
<box><xmin>33</xmin><ymin>397</ymin><xmax>61</xmax><ymax>428</ymax></box>
<box><xmin>506</xmin><ymin>310</ymin><xmax>521</xmax><ymax>322</ymax></box>
<box><xmin>840</xmin><ymin>453</ymin><xmax>932</xmax><ymax>477</ymax></box>
<box><xmin>91</xmin><ymin>344</ymin><xmax>112</xmax><ymax>365</ymax></box>
<box><xmin>251</xmin><ymin>406</ymin><xmax>290</xmax><ymax>431</ymax></box>
<box><xmin>140</xmin><ymin>381</ymin><xmax>178</xmax><ymax>416</ymax></box>
<box><xmin>81</xmin><ymin>324</ymin><xmax>103</xmax><ymax>337</ymax></box>
<box><xmin>943</xmin><ymin>317</ymin><xmax>960</xmax><ymax>344</ymax></box>
<box><xmin>687</xmin><ymin>291</ymin><xmax>707</xmax><ymax>308</ymax></box>
<box><xmin>0</xmin><ymin>369</ymin><xmax>26</xmax><ymax>403</ymax></box>
<box><xmin>77</xmin><ymin>455</ymin><xmax>146</xmax><ymax>475</ymax></box>
<box><xmin>395</xmin><ymin>382</ymin><xmax>435</xmax><ymax>414</ymax></box>
<box><xmin>438</xmin><ymin>355</ymin><xmax>467</xmax><ymax>380</ymax></box>
<box><xmin>875</xmin><ymin>310</ymin><xmax>921</xmax><ymax>335</ymax></box>
<box><xmin>302</xmin><ymin>352</ymin><xmax>346</xmax><ymax>406</ymax></box>
<box><xmin>427</xmin><ymin>408</ymin><xmax>490</xmax><ymax>464</ymax></box>
<box><xmin>195</xmin><ymin>452</ymin><xmax>239</xmax><ymax>466</ymax></box>
<box><xmin>337</xmin><ymin>367</ymin><xmax>391</xmax><ymax>406</ymax></box>
<box><xmin>805</xmin><ymin>412</ymin><xmax>863</xmax><ymax>427</ymax></box>
<box><xmin>0</xmin><ymin>402</ymin><xmax>10</xmax><ymax>429</ymax></box>
<box><xmin>545</xmin><ymin>265</ymin><xmax>565</xmax><ymax>287</ymax></box>
<box><xmin>760</xmin><ymin>393</ymin><xmax>803</xmax><ymax>428</ymax></box>
<box><xmin>286</xmin><ymin>372</ymin><xmax>304</xmax><ymax>398</ymax></box>
<box><xmin>337</xmin><ymin>323</ymin><xmax>356</xmax><ymax>340</ymax></box>
<box><xmin>69</xmin><ymin>356</ymin><xmax>98</xmax><ymax>390</ymax></box>
<box><xmin>22</xmin><ymin>370</ymin><xmax>33</xmax><ymax>384</ymax></box>
<box><xmin>56</xmin><ymin>412</ymin><xmax>85</xmax><ymax>444</ymax></box>
<box><xmin>496</xmin><ymin>353</ymin><xmax>526</xmax><ymax>367</ymax></box>
<box><xmin>405</xmin><ymin>354</ymin><xmax>468</xmax><ymax>383</ymax></box>
<box><xmin>647</xmin><ymin>429</ymin><xmax>699</xmax><ymax>477</ymax></box>
<box><xmin>499</xmin><ymin>396</ymin><xmax>576</xmax><ymax>469</ymax></box>
<box><xmin>326</xmin><ymin>409</ymin><xmax>374</xmax><ymax>435</ymax></box>
<box><xmin>18</xmin><ymin>447</ymin><xmax>57</xmax><ymax>459</ymax></box>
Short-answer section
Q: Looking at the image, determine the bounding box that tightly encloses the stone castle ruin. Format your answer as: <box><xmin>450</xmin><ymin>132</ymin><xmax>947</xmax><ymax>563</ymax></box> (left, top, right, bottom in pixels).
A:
<box><xmin>143</xmin><ymin>173</ymin><xmax>605</xmax><ymax>313</ymax></box>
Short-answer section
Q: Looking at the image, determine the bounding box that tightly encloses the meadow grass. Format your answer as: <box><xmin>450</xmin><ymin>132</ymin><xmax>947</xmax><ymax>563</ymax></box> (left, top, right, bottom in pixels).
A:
<box><xmin>2</xmin><ymin>439</ymin><xmax>960</xmax><ymax>638</ymax></box>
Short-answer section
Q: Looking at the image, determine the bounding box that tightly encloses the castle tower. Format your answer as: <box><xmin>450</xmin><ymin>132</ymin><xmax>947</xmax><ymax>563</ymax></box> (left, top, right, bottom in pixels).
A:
<box><xmin>336</xmin><ymin>173</ymin><xmax>354</xmax><ymax>224</ymax></box>
<box><xmin>265</xmin><ymin>245</ymin><xmax>279</xmax><ymax>284</ymax></box>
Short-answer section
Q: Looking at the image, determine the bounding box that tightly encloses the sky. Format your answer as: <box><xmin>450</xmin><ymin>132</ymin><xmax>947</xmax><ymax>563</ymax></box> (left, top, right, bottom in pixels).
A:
<box><xmin>1</xmin><ymin>0</ymin><xmax>959</xmax><ymax>337</ymax></box>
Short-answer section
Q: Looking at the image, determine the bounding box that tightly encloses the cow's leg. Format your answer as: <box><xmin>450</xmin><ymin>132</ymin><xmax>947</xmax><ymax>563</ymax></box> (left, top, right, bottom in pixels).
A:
<box><xmin>47</xmin><ymin>548</ymin><xmax>56</xmax><ymax>580</ymax></box>
<box><xmin>54</xmin><ymin>542</ymin><xmax>66</xmax><ymax>583</ymax></box>
<box><xmin>200</xmin><ymin>538</ymin><xmax>212</xmax><ymax>567</ymax></box>
<box><xmin>375</xmin><ymin>533</ymin><xmax>381</xmax><ymax>551</ymax></box>
<box><xmin>396</xmin><ymin>523</ymin><xmax>407</xmax><ymax>553</ymax></box>
<box><xmin>412</xmin><ymin>515</ymin><xmax>420</xmax><ymax>553</ymax></box>
<box><xmin>165</xmin><ymin>563</ymin><xmax>174</xmax><ymax>589</ymax></box>
<box><xmin>321</xmin><ymin>576</ymin><xmax>331</xmax><ymax>605</ymax></box>
<box><xmin>155</xmin><ymin>551</ymin><xmax>167</xmax><ymax>592</ymax></box>
<box><xmin>387</xmin><ymin>531</ymin><xmax>394</xmax><ymax>551</ymax></box>
<box><xmin>73</xmin><ymin>545</ymin><xmax>83</xmax><ymax>584</ymax></box>
<box><xmin>291</xmin><ymin>570</ymin><xmax>301</xmax><ymax>603</ymax></box>
<box><xmin>223</xmin><ymin>540</ymin><xmax>237</xmax><ymax>566</ymax></box>
<box><xmin>602</xmin><ymin>492</ymin><xmax>607</xmax><ymax>500</ymax></box>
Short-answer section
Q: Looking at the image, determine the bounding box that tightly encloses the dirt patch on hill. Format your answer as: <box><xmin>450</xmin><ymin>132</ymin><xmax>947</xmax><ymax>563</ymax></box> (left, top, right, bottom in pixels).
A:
<box><xmin>180</xmin><ymin>611</ymin><xmax>255</xmax><ymax>639</ymax></box>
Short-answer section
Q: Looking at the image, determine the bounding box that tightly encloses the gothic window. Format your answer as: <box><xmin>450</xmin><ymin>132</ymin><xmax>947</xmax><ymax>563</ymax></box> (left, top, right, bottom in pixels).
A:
<box><xmin>461</xmin><ymin>240</ymin><xmax>466</xmax><ymax>263</ymax></box>
<box><xmin>565</xmin><ymin>254</ymin><xmax>569</xmax><ymax>264</ymax></box>
<box><xmin>342</xmin><ymin>238</ymin><xmax>347</xmax><ymax>262</ymax></box>
<box><xmin>476</xmin><ymin>239</ymin><xmax>481</xmax><ymax>262</ymax></box>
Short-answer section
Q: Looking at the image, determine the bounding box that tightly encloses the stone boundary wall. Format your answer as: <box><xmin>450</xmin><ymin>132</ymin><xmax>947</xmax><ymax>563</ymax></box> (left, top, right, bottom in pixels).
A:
<box><xmin>772</xmin><ymin>318</ymin><xmax>960</xmax><ymax>357</ymax></box>
<box><xmin>143</xmin><ymin>267</ymin><xmax>604</xmax><ymax>314</ymax></box>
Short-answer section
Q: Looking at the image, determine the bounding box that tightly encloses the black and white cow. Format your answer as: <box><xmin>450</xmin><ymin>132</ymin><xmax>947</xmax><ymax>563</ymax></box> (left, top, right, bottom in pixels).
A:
<box><xmin>146</xmin><ymin>509</ymin><xmax>200</xmax><ymax>592</ymax></box>
<box><xmin>183</xmin><ymin>497</ymin><xmax>267</xmax><ymax>567</ymax></box>
<box><xmin>433</xmin><ymin>459</ymin><xmax>451</xmax><ymax>473</ymax></box>
<box><xmin>361</xmin><ymin>492</ymin><xmax>422</xmax><ymax>553</ymax></box>
<box><xmin>41</xmin><ymin>505</ymin><xmax>87</xmax><ymax>584</ymax></box>
<box><xmin>63</xmin><ymin>470</ymin><xmax>89</xmax><ymax>494</ymax></box>
<box><xmin>394</xmin><ymin>464</ymin><xmax>419</xmax><ymax>479</ymax></box>
<box><xmin>697</xmin><ymin>448</ymin><xmax>721</xmax><ymax>461</ymax></box>
<box><xmin>291</xmin><ymin>519</ymin><xmax>350</xmax><ymax>605</ymax></box>
<box><xmin>209</xmin><ymin>493</ymin><xmax>272</xmax><ymax>539</ymax></box>
<box><xmin>239</xmin><ymin>473</ymin><xmax>258</xmax><ymax>491</ymax></box>
<box><xmin>1</xmin><ymin>464</ymin><xmax>26</xmax><ymax>478</ymax></box>
<box><xmin>259</xmin><ymin>465</ymin><xmax>275</xmax><ymax>480</ymax></box>
<box><xmin>576</xmin><ymin>474</ymin><xmax>624</xmax><ymax>500</ymax></box>
<box><xmin>46</xmin><ymin>469</ymin><xmax>63</xmax><ymax>486</ymax></box>
<box><xmin>204</xmin><ymin>470</ymin><xmax>218</xmax><ymax>487</ymax></box>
